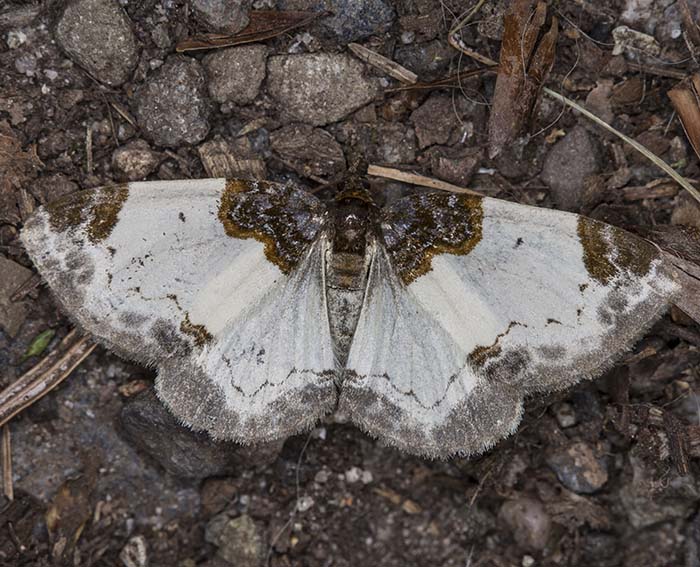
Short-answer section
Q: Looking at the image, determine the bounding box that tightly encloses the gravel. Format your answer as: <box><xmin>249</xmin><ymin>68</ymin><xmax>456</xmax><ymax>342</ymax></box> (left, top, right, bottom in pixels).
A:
<box><xmin>54</xmin><ymin>0</ymin><xmax>138</xmax><ymax>86</ymax></box>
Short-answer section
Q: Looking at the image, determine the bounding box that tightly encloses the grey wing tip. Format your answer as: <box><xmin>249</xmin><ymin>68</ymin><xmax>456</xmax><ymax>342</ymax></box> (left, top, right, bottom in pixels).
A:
<box><xmin>340</xmin><ymin>381</ymin><xmax>525</xmax><ymax>459</ymax></box>
<box><xmin>155</xmin><ymin>361</ymin><xmax>338</xmax><ymax>446</ymax></box>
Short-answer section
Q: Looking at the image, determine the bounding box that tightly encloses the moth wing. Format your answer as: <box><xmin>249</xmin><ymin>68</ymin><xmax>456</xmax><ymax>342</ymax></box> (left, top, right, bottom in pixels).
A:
<box><xmin>21</xmin><ymin>178</ymin><xmax>337</xmax><ymax>442</ymax></box>
<box><xmin>341</xmin><ymin>193</ymin><xmax>679</xmax><ymax>457</ymax></box>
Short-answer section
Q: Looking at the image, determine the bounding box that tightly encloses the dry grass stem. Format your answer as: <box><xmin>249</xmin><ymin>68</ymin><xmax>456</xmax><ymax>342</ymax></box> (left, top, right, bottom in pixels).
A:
<box><xmin>544</xmin><ymin>87</ymin><xmax>700</xmax><ymax>204</ymax></box>
<box><xmin>2</xmin><ymin>425</ymin><xmax>12</xmax><ymax>501</ymax></box>
<box><xmin>0</xmin><ymin>330</ymin><xmax>95</xmax><ymax>428</ymax></box>
<box><xmin>368</xmin><ymin>164</ymin><xmax>481</xmax><ymax>195</ymax></box>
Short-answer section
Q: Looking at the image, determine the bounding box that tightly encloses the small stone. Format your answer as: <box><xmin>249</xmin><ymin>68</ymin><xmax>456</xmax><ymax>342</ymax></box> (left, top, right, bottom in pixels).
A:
<box><xmin>135</xmin><ymin>56</ymin><xmax>211</xmax><ymax>148</ymax></box>
<box><xmin>201</xmin><ymin>478</ymin><xmax>238</xmax><ymax>516</ymax></box>
<box><xmin>191</xmin><ymin>0</ymin><xmax>252</xmax><ymax>33</ymax></box>
<box><xmin>429</xmin><ymin>146</ymin><xmax>482</xmax><ymax>187</ymax></box>
<box><xmin>620</xmin><ymin>454</ymin><xmax>699</xmax><ymax>529</ymax></box>
<box><xmin>0</xmin><ymin>256</ymin><xmax>33</xmax><ymax>337</ymax></box>
<box><xmin>120</xmin><ymin>389</ymin><xmax>282</xmax><ymax>479</ymax></box>
<box><xmin>373</xmin><ymin>122</ymin><xmax>416</xmax><ymax>164</ymax></box>
<box><xmin>499</xmin><ymin>497</ymin><xmax>552</xmax><ymax>551</ymax></box>
<box><xmin>151</xmin><ymin>23</ymin><xmax>171</xmax><ymax>49</ymax></box>
<box><xmin>314</xmin><ymin>469</ymin><xmax>331</xmax><ymax>484</ymax></box>
<box><xmin>579</xmin><ymin>532</ymin><xmax>622</xmax><ymax>567</ymax></box>
<box><xmin>112</xmin><ymin>140</ymin><xmax>162</xmax><ymax>181</ymax></box>
<box><xmin>345</xmin><ymin>467</ymin><xmax>362</xmax><ymax>483</ymax></box>
<box><xmin>546</xmin><ymin>441</ymin><xmax>609</xmax><ymax>494</ymax></box>
<box><xmin>14</xmin><ymin>53</ymin><xmax>37</xmax><ymax>76</ymax></box>
<box><xmin>269</xmin><ymin>123</ymin><xmax>345</xmax><ymax>178</ymax></box>
<box><xmin>296</xmin><ymin>495</ymin><xmax>314</xmax><ymax>512</ymax></box>
<box><xmin>522</xmin><ymin>556</ymin><xmax>535</xmax><ymax>567</ymax></box>
<box><xmin>203</xmin><ymin>45</ymin><xmax>267</xmax><ymax>105</ymax></box>
<box><xmin>6</xmin><ymin>30</ymin><xmax>27</xmax><ymax>49</ymax></box>
<box><xmin>541</xmin><ymin>126</ymin><xmax>600</xmax><ymax>212</ymax></box>
<box><xmin>267</xmin><ymin>53</ymin><xmax>378</xmax><ymax>126</ymax></box>
<box><xmin>319</xmin><ymin>0</ymin><xmax>394</xmax><ymax>43</ymax></box>
<box><xmin>119</xmin><ymin>535</ymin><xmax>147</xmax><ymax>567</ymax></box>
<box><xmin>400</xmin><ymin>30</ymin><xmax>415</xmax><ymax>44</ymax></box>
<box><xmin>671</xmin><ymin>193</ymin><xmax>700</xmax><ymax>230</ymax></box>
<box><xmin>612</xmin><ymin>25</ymin><xmax>661</xmax><ymax>60</ymax></box>
<box><xmin>410</xmin><ymin>93</ymin><xmax>474</xmax><ymax>149</ymax></box>
<box><xmin>553</xmin><ymin>402</ymin><xmax>577</xmax><ymax>428</ymax></box>
<box><xmin>205</xmin><ymin>513</ymin><xmax>263</xmax><ymax>567</ymax></box>
<box><xmin>395</xmin><ymin>39</ymin><xmax>453</xmax><ymax>81</ymax></box>
<box><xmin>55</xmin><ymin>0</ymin><xmax>138</xmax><ymax>86</ymax></box>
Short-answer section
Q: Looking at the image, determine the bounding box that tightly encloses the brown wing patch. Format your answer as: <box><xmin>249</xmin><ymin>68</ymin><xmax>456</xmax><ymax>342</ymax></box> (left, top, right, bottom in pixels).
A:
<box><xmin>46</xmin><ymin>184</ymin><xmax>129</xmax><ymax>243</ymax></box>
<box><xmin>180</xmin><ymin>312</ymin><xmax>213</xmax><ymax>347</ymax></box>
<box><xmin>577</xmin><ymin>217</ymin><xmax>657</xmax><ymax>285</ymax></box>
<box><xmin>218</xmin><ymin>179</ymin><xmax>326</xmax><ymax>274</ymax></box>
<box><xmin>468</xmin><ymin>321</ymin><xmax>524</xmax><ymax>368</ymax></box>
<box><xmin>380</xmin><ymin>193</ymin><xmax>484</xmax><ymax>285</ymax></box>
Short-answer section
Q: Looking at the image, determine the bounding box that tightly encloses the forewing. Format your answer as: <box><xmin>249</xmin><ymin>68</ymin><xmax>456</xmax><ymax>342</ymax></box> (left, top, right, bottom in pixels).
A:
<box><xmin>341</xmin><ymin>193</ymin><xmax>679</xmax><ymax>457</ymax></box>
<box><xmin>21</xmin><ymin>178</ymin><xmax>337</xmax><ymax>442</ymax></box>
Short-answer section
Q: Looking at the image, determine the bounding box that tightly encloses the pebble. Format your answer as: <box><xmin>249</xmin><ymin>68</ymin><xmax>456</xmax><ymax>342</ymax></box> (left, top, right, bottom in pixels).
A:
<box><xmin>553</xmin><ymin>402</ymin><xmax>577</xmax><ymax>428</ymax></box>
<box><xmin>135</xmin><ymin>56</ymin><xmax>211</xmax><ymax>147</ymax></box>
<box><xmin>191</xmin><ymin>0</ymin><xmax>252</xmax><ymax>33</ymax></box>
<box><xmin>269</xmin><ymin>123</ymin><xmax>346</xmax><ymax>178</ymax></box>
<box><xmin>55</xmin><ymin>0</ymin><xmax>138</xmax><ymax>86</ymax></box>
<box><xmin>6</xmin><ymin>30</ymin><xmax>27</xmax><ymax>49</ymax></box>
<box><xmin>546</xmin><ymin>441</ymin><xmax>609</xmax><ymax>494</ymax></box>
<box><xmin>671</xmin><ymin>193</ymin><xmax>700</xmax><ymax>229</ymax></box>
<box><xmin>203</xmin><ymin>45</ymin><xmax>267</xmax><ymax>105</ymax></box>
<box><xmin>394</xmin><ymin>39</ymin><xmax>453</xmax><ymax>81</ymax></box>
<box><xmin>344</xmin><ymin>466</ymin><xmax>362</xmax><ymax>483</ymax></box>
<box><xmin>410</xmin><ymin>93</ymin><xmax>473</xmax><ymax>149</ymax></box>
<box><xmin>111</xmin><ymin>139</ymin><xmax>162</xmax><ymax>181</ymax></box>
<box><xmin>119</xmin><ymin>535</ymin><xmax>148</xmax><ymax>567</ymax></box>
<box><xmin>319</xmin><ymin>0</ymin><xmax>394</xmax><ymax>43</ymax></box>
<box><xmin>267</xmin><ymin>53</ymin><xmax>378</xmax><ymax>126</ymax></box>
<box><xmin>499</xmin><ymin>497</ymin><xmax>552</xmax><ymax>551</ymax></box>
<box><xmin>120</xmin><ymin>388</ymin><xmax>282</xmax><ymax>479</ymax></box>
<box><xmin>540</xmin><ymin>126</ymin><xmax>600</xmax><ymax>212</ymax></box>
<box><xmin>620</xmin><ymin>454</ymin><xmax>699</xmax><ymax>529</ymax></box>
<box><xmin>429</xmin><ymin>146</ymin><xmax>482</xmax><ymax>187</ymax></box>
<box><xmin>373</xmin><ymin>122</ymin><xmax>416</xmax><ymax>164</ymax></box>
<box><xmin>205</xmin><ymin>513</ymin><xmax>263</xmax><ymax>567</ymax></box>
<box><xmin>14</xmin><ymin>53</ymin><xmax>37</xmax><ymax>76</ymax></box>
<box><xmin>296</xmin><ymin>495</ymin><xmax>315</xmax><ymax>512</ymax></box>
<box><xmin>314</xmin><ymin>468</ymin><xmax>331</xmax><ymax>484</ymax></box>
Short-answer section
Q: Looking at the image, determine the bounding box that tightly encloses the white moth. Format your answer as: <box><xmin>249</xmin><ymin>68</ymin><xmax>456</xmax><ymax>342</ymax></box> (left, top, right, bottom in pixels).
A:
<box><xmin>21</xmin><ymin>176</ymin><xmax>680</xmax><ymax>457</ymax></box>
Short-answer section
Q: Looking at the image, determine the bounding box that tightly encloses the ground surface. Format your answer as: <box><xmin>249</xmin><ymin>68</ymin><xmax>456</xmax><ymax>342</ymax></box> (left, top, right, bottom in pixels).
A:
<box><xmin>1</xmin><ymin>0</ymin><xmax>700</xmax><ymax>566</ymax></box>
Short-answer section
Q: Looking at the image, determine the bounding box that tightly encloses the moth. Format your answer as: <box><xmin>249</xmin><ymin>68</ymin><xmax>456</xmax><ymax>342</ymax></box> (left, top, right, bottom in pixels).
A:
<box><xmin>21</xmin><ymin>175</ymin><xmax>679</xmax><ymax>457</ymax></box>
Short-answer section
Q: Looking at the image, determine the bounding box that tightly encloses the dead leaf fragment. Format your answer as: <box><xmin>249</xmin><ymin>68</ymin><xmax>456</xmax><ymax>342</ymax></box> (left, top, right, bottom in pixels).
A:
<box><xmin>46</xmin><ymin>455</ymin><xmax>99</xmax><ymax>561</ymax></box>
<box><xmin>668</xmin><ymin>74</ymin><xmax>700</xmax><ymax>160</ymax></box>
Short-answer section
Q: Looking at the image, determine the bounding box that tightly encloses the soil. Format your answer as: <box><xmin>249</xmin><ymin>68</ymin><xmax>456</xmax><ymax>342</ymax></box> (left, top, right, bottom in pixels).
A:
<box><xmin>1</xmin><ymin>0</ymin><xmax>700</xmax><ymax>566</ymax></box>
